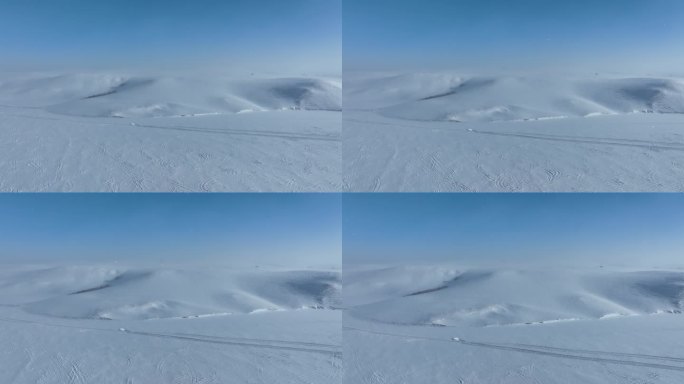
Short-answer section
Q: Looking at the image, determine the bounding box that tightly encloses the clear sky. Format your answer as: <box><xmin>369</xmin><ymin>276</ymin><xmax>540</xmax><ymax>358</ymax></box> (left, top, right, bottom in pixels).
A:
<box><xmin>0</xmin><ymin>0</ymin><xmax>341</xmax><ymax>75</ymax></box>
<box><xmin>344</xmin><ymin>0</ymin><xmax>684</xmax><ymax>74</ymax></box>
<box><xmin>0</xmin><ymin>193</ymin><xmax>341</xmax><ymax>266</ymax></box>
<box><xmin>343</xmin><ymin>194</ymin><xmax>684</xmax><ymax>267</ymax></box>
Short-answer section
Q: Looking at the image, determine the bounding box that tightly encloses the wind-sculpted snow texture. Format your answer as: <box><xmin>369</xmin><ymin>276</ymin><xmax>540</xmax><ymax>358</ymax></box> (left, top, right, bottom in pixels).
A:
<box><xmin>344</xmin><ymin>265</ymin><xmax>684</xmax><ymax>383</ymax></box>
<box><xmin>345</xmin><ymin>74</ymin><xmax>684</xmax><ymax>122</ymax></box>
<box><xmin>1</xmin><ymin>74</ymin><xmax>341</xmax><ymax>117</ymax></box>
<box><xmin>0</xmin><ymin>73</ymin><xmax>341</xmax><ymax>191</ymax></box>
<box><xmin>344</xmin><ymin>72</ymin><xmax>684</xmax><ymax>192</ymax></box>
<box><xmin>0</xmin><ymin>265</ymin><xmax>342</xmax><ymax>383</ymax></box>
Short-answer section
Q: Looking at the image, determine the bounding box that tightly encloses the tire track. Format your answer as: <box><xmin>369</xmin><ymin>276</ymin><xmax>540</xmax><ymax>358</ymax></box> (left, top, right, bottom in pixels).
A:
<box><xmin>344</xmin><ymin>326</ymin><xmax>684</xmax><ymax>372</ymax></box>
<box><xmin>458</xmin><ymin>339</ymin><xmax>684</xmax><ymax>372</ymax></box>
<box><xmin>468</xmin><ymin>129</ymin><xmax>684</xmax><ymax>152</ymax></box>
<box><xmin>506</xmin><ymin>342</ymin><xmax>684</xmax><ymax>363</ymax></box>
<box><xmin>68</xmin><ymin>361</ymin><xmax>86</xmax><ymax>384</ymax></box>
<box><xmin>0</xmin><ymin>316</ymin><xmax>340</xmax><ymax>357</ymax></box>
<box><xmin>126</xmin><ymin>330</ymin><xmax>341</xmax><ymax>356</ymax></box>
<box><xmin>133</xmin><ymin>123</ymin><xmax>340</xmax><ymax>142</ymax></box>
<box><xmin>0</xmin><ymin>110</ymin><xmax>340</xmax><ymax>142</ymax></box>
<box><xmin>172</xmin><ymin>332</ymin><xmax>339</xmax><ymax>349</ymax></box>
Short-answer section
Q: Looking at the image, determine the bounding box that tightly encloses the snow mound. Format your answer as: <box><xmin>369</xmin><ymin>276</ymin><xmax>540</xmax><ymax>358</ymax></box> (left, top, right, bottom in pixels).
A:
<box><xmin>344</xmin><ymin>72</ymin><xmax>466</xmax><ymax>109</ymax></box>
<box><xmin>346</xmin><ymin>266</ymin><xmax>684</xmax><ymax>327</ymax></box>
<box><xmin>343</xmin><ymin>265</ymin><xmax>461</xmax><ymax>306</ymax></box>
<box><xmin>0</xmin><ymin>265</ymin><xmax>124</xmax><ymax>304</ymax></box>
<box><xmin>0</xmin><ymin>265</ymin><xmax>341</xmax><ymax>320</ymax></box>
<box><xmin>344</xmin><ymin>73</ymin><xmax>684</xmax><ymax>122</ymax></box>
<box><xmin>0</xmin><ymin>73</ymin><xmax>342</xmax><ymax>118</ymax></box>
<box><xmin>0</xmin><ymin>73</ymin><xmax>130</xmax><ymax>107</ymax></box>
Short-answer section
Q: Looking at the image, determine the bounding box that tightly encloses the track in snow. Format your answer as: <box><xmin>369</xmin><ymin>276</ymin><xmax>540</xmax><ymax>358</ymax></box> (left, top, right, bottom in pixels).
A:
<box><xmin>0</xmin><ymin>317</ymin><xmax>341</xmax><ymax>356</ymax></box>
<box><xmin>344</xmin><ymin>326</ymin><xmax>684</xmax><ymax>372</ymax></box>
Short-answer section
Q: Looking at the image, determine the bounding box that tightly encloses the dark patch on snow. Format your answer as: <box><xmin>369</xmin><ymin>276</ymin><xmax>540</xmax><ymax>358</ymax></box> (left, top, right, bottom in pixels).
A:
<box><xmin>419</xmin><ymin>78</ymin><xmax>496</xmax><ymax>101</ymax></box>
<box><xmin>70</xmin><ymin>283</ymin><xmax>111</xmax><ymax>295</ymax></box>
<box><xmin>68</xmin><ymin>270</ymin><xmax>152</xmax><ymax>295</ymax></box>
<box><xmin>81</xmin><ymin>78</ymin><xmax>155</xmax><ymax>100</ymax></box>
<box><xmin>634</xmin><ymin>273</ymin><xmax>684</xmax><ymax>308</ymax></box>
<box><xmin>287</xmin><ymin>280</ymin><xmax>336</xmax><ymax>305</ymax></box>
<box><xmin>404</xmin><ymin>285</ymin><xmax>449</xmax><ymax>297</ymax></box>
<box><xmin>403</xmin><ymin>270</ymin><xmax>493</xmax><ymax>297</ymax></box>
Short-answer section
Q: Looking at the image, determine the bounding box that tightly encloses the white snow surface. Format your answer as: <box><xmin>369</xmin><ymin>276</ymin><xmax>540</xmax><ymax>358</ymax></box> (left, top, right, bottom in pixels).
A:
<box><xmin>0</xmin><ymin>264</ymin><xmax>342</xmax><ymax>383</ymax></box>
<box><xmin>0</xmin><ymin>72</ymin><xmax>341</xmax><ymax>191</ymax></box>
<box><xmin>345</xmin><ymin>73</ymin><xmax>684</xmax><ymax>122</ymax></box>
<box><xmin>1</xmin><ymin>73</ymin><xmax>341</xmax><ymax>117</ymax></box>
<box><xmin>344</xmin><ymin>265</ymin><xmax>684</xmax><ymax>383</ymax></box>
<box><xmin>344</xmin><ymin>72</ymin><xmax>684</xmax><ymax>192</ymax></box>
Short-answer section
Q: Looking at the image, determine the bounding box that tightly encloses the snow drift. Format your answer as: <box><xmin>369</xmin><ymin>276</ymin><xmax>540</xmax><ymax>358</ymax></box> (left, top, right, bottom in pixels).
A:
<box><xmin>344</xmin><ymin>73</ymin><xmax>684</xmax><ymax>123</ymax></box>
<box><xmin>0</xmin><ymin>73</ymin><xmax>342</xmax><ymax>118</ymax></box>
<box><xmin>345</xmin><ymin>266</ymin><xmax>684</xmax><ymax>327</ymax></box>
<box><xmin>0</xmin><ymin>265</ymin><xmax>341</xmax><ymax>320</ymax></box>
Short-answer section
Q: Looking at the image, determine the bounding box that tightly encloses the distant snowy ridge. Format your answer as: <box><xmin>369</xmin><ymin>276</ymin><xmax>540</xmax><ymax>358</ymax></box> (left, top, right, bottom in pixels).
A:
<box><xmin>0</xmin><ymin>73</ymin><xmax>342</xmax><ymax>118</ymax></box>
<box><xmin>344</xmin><ymin>73</ymin><xmax>684</xmax><ymax>122</ymax></box>
<box><xmin>345</xmin><ymin>266</ymin><xmax>684</xmax><ymax>327</ymax></box>
<box><xmin>0</xmin><ymin>266</ymin><xmax>341</xmax><ymax>320</ymax></box>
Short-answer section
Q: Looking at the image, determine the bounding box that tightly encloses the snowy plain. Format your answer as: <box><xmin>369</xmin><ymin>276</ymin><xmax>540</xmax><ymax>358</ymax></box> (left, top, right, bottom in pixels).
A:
<box><xmin>0</xmin><ymin>264</ymin><xmax>342</xmax><ymax>383</ymax></box>
<box><xmin>344</xmin><ymin>72</ymin><xmax>684</xmax><ymax>192</ymax></box>
<box><xmin>344</xmin><ymin>265</ymin><xmax>684</xmax><ymax>383</ymax></box>
<box><xmin>0</xmin><ymin>72</ymin><xmax>341</xmax><ymax>191</ymax></box>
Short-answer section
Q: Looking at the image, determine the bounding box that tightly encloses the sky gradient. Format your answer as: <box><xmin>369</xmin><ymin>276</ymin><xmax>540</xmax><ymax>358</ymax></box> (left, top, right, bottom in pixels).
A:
<box><xmin>343</xmin><ymin>194</ymin><xmax>684</xmax><ymax>267</ymax></box>
<box><xmin>0</xmin><ymin>193</ymin><xmax>341</xmax><ymax>266</ymax></box>
<box><xmin>344</xmin><ymin>0</ymin><xmax>684</xmax><ymax>74</ymax></box>
<box><xmin>0</xmin><ymin>0</ymin><xmax>341</xmax><ymax>74</ymax></box>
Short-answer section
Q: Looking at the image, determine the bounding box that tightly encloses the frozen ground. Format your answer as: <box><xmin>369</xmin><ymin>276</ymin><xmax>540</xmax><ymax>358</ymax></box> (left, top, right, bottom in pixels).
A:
<box><xmin>344</xmin><ymin>73</ymin><xmax>684</xmax><ymax>191</ymax></box>
<box><xmin>344</xmin><ymin>265</ymin><xmax>684</xmax><ymax>383</ymax></box>
<box><xmin>0</xmin><ymin>73</ymin><xmax>341</xmax><ymax>191</ymax></box>
<box><xmin>0</xmin><ymin>264</ymin><xmax>342</xmax><ymax>384</ymax></box>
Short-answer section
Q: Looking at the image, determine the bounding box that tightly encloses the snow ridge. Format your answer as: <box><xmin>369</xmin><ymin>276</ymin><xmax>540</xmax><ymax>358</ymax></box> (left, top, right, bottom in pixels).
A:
<box><xmin>0</xmin><ymin>266</ymin><xmax>341</xmax><ymax>321</ymax></box>
<box><xmin>0</xmin><ymin>73</ymin><xmax>342</xmax><ymax>118</ymax></box>
<box><xmin>344</xmin><ymin>73</ymin><xmax>684</xmax><ymax>123</ymax></box>
<box><xmin>345</xmin><ymin>266</ymin><xmax>684</xmax><ymax>327</ymax></box>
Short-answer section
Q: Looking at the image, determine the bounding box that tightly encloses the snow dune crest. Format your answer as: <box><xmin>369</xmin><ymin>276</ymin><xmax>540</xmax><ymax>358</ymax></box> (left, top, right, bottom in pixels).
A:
<box><xmin>345</xmin><ymin>266</ymin><xmax>684</xmax><ymax>327</ymax></box>
<box><xmin>0</xmin><ymin>73</ymin><xmax>342</xmax><ymax>118</ymax></box>
<box><xmin>0</xmin><ymin>265</ymin><xmax>341</xmax><ymax>321</ymax></box>
<box><xmin>344</xmin><ymin>73</ymin><xmax>684</xmax><ymax>122</ymax></box>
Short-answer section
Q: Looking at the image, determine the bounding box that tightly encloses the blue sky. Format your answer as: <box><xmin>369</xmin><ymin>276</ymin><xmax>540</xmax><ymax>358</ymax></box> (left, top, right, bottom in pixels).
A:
<box><xmin>0</xmin><ymin>0</ymin><xmax>341</xmax><ymax>74</ymax></box>
<box><xmin>344</xmin><ymin>0</ymin><xmax>684</xmax><ymax>74</ymax></box>
<box><xmin>343</xmin><ymin>194</ymin><xmax>684</xmax><ymax>266</ymax></box>
<box><xmin>0</xmin><ymin>194</ymin><xmax>341</xmax><ymax>266</ymax></box>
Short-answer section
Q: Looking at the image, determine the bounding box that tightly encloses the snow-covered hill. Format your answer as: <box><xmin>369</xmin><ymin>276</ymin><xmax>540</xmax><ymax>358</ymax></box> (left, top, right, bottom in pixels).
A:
<box><xmin>0</xmin><ymin>73</ymin><xmax>341</xmax><ymax>117</ymax></box>
<box><xmin>345</xmin><ymin>265</ymin><xmax>684</xmax><ymax>327</ymax></box>
<box><xmin>345</xmin><ymin>73</ymin><xmax>684</xmax><ymax>123</ymax></box>
<box><xmin>344</xmin><ymin>72</ymin><xmax>684</xmax><ymax>192</ymax></box>
<box><xmin>344</xmin><ymin>265</ymin><xmax>684</xmax><ymax>383</ymax></box>
<box><xmin>0</xmin><ymin>72</ymin><xmax>341</xmax><ymax>192</ymax></box>
<box><xmin>0</xmin><ymin>265</ymin><xmax>341</xmax><ymax>320</ymax></box>
<box><xmin>0</xmin><ymin>264</ymin><xmax>342</xmax><ymax>383</ymax></box>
